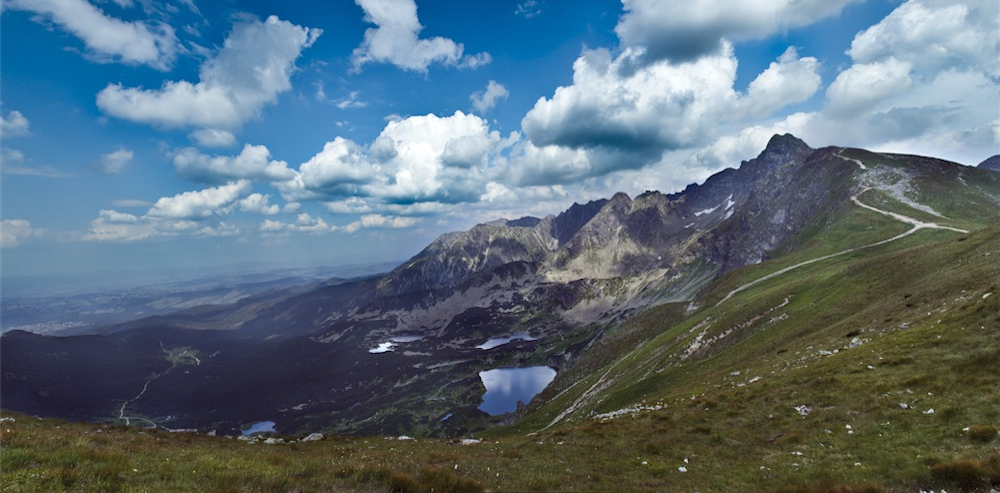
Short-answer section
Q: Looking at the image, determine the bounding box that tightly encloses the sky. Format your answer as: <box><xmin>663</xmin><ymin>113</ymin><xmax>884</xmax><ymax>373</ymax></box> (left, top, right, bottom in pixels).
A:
<box><xmin>1</xmin><ymin>0</ymin><xmax>998</xmax><ymax>286</ymax></box>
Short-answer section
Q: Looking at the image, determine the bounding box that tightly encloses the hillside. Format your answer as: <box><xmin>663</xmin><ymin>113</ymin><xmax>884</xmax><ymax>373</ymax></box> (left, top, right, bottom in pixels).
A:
<box><xmin>3</xmin><ymin>206</ymin><xmax>998</xmax><ymax>492</ymax></box>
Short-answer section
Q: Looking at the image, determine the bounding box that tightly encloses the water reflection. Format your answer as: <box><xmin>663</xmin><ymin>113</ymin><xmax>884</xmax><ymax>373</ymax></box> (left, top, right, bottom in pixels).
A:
<box><xmin>478</xmin><ymin>366</ymin><xmax>556</xmax><ymax>415</ymax></box>
<box><xmin>242</xmin><ymin>421</ymin><xmax>276</xmax><ymax>435</ymax></box>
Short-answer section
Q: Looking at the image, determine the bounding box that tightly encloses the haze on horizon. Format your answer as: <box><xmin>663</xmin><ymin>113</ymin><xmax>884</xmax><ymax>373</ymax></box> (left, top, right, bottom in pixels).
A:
<box><xmin>2</xmin><ymin>0</ymin><xmax>997</xmax><ymax>286</ymax></box>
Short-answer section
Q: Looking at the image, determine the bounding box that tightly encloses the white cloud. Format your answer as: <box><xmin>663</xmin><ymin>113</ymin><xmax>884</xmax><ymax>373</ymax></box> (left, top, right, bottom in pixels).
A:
<box><xmin>173</xmin><ymin>144</ymin><xmax>295</xmax><ymax>183</ymax></box>
<box><xmin>189</xmin><ymin>128</ymin><xmax>237</xmax><ymax>148</ymax></box>
<box><xmin>281</xmin><ymin>111</ymin><xmax>507</xmax><ymax>205</ymax></box>
<box><xmin>340</xmin><ymin>214</ymin><xmax>418</xmax><ymax>234</ymax></box>
<box><xmin>99</xmin><ymin>147</ymin><xmax>133</xmax><ymax>174</ymax></box>
<box><xmin>323</xmin><ymin>197</ymin><xmax>373</xmax><ymax>214</ymax></box>
<box><xmin>96</xmin><ymin>209</ymin><xmax>139</xmax><ymax>223</ymax></box>
<box><xmin>238</xmin><ymin>193</ymin><xmax>280</xmax><ymax>215</ymax></box>
<box><xmin>147</xmin><ymin>180</ymin><xmax>251</xmax><ymax>220</ymax></box>
<box><xmin>292</xmin><ymin>213</ymin><xmax>331</xmax><ymax>233</ymax></box>
<box><xmin>0</xmin><ymin>107</ymin><xmax>30</xmax><ymax>137</ymax></box>
<box><xmin>737</xmin><ymin>47</ymin><xmax>821</xmax><ymax>119</ymax></box>
<box><xmin>85</xmin><ymin>181</ymin><xmax>272</xmax><ymax>242</ymax></box>
<box><xmin>615</xmin><ymin>0</ymin><xmax>861</xmax><ymax>63</ymax></box>
<box><xmin>825</xmin><ymin>58</ymin><xmax>913</xmax><ymax>118</ymax></box>
<box><xmin>351</xmin><ymin>0</ymin><xmax>489</xmax><ymax>72</ymax></box>
<box><xmin>83</xmin><ymin>210</ymin><xmax>156</xmax><ymax>242</ymax></box>
<box><xmin>515</xmin><ymin>0</ymin><xmax>542</xmax><ymax>18</ymax></box>
<box><xmin>1</xmin><ymin>219</ymin><xmax>35</xmax><ymax>247</ymax></box>
<box><xmin>731</xmin><ymin>0</ymin><xmax>1000</xmax><ymax>166</ymax></box>
<box><xmin>335</xmin><ymin>91</ymin><xmax>367</xmax><ymax>110</ymax></box>
<box><xmin>847</xmin><ymin>0</ymin><xmax>999</xmax><ymax>78</ymax></box>
<box><xmin>517</xmin><ymin>44</ymin><xmax>821</xmax><ymax>184</ymax></box>
<box><xmin>470</xmin><ymin>80</ymin><xmax>509</xmax><ymax>113</ymax></box>
<box><xmin>5</xmin><ymin>0</ymin><xmax>178</xmax><ymax>70</ymax></box>
<box><xmin>97</xmin><ymin>15</ymin><xmax>321</xmax><ymax>130</ymax></box>
<box><xmin>292</xmin><ymin>137</ymin><xmax>374</xmax><ymax>196</ymax></box>
<box><xmin>2</xmin><ymin>147</ymin><xmax>26</xmax><ymax>163</ymax></box>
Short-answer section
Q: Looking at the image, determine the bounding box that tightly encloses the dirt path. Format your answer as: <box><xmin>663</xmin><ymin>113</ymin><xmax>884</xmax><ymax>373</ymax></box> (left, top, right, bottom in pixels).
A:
<box><xmin>715</xmin><ymin>189</ymin><xmax>967</xmax><ymax>307</ymax></box>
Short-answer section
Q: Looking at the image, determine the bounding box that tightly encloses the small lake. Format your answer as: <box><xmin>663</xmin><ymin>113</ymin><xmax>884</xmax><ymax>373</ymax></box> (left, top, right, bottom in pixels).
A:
<box><xmin>478</xmin><ymin>366</ymin><xmax>556</xmax><ymax>415</ymax></box>
<box><xmin>476</xmin><ymin>332</ymin><xmax>537</xmax><ymax>350</ymax></box>
<box><xmin>242</xmin><ymin>421</ymin><xmax>276</xmax><ymax>435</ymax></box>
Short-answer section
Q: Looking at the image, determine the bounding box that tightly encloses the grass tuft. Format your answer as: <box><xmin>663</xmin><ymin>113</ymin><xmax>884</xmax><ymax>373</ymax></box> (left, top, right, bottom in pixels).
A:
<box><xmin>966</xmin><ymin>426</ymin><xmax>998</xmax><ymax>443</ymax></box>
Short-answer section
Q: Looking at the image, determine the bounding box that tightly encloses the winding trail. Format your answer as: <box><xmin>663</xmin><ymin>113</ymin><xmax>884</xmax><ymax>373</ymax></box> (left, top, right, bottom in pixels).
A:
<box><xmin>118</xmin><ymin>376</ymin><xmax>162</xmax><ymax>427</ymax></box>
<box><xmin>540</xmin><ymin>188</ymin><xmax>969</xmax><ymax>431</ymax></box>
<box><xmin>715</xmin><ymin>189</ymin><xmax>967</xmax><ymax>307</ymax></box>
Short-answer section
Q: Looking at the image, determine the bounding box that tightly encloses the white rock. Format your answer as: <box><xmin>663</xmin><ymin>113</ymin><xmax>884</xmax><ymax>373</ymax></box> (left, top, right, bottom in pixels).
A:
<box><xmin>924</xmin><ymin>409</ymin><xmax>935</xmax><ymax>415</ymax></box>
<box><xmin>301</xmin><ymin>433</ymin><xmax>324</xmax><ymax>442</ymax></box>
<box><xmin>900</xmin><ymin>403</ymin><xmax>909</xmax><ymax>409</ymax></box>
<box><xmin>678</xmin><ymin>466</ymin><xmax>687</xmax><ymax>473</ymax></box>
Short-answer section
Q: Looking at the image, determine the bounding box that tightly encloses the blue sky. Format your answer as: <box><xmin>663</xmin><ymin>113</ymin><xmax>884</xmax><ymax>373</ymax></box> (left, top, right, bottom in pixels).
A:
<box><xmin>1</xmin><ymin>0</ymin><xmax>998</xmax><ymax>285</ymax></box>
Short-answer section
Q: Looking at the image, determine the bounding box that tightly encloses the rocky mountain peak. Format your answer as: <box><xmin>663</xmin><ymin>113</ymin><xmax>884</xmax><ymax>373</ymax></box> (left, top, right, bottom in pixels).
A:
<box><xmin>549</xmin><ymin>199</ymin><xmax>607</xmax><ymax>247</ymax></box>
<box><xmin>738</xmin><ymin>134</ymin><xmax>814</xmax><ymax>180</ymax></box>
<box><xmin>765</xmin><ymin>133</ymin><xmax>810</xmax><ymax>153</ymax></box>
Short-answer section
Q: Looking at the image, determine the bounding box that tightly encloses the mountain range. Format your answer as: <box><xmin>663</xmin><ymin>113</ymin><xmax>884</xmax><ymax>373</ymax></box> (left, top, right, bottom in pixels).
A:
<box><xmin>3</xmin><ymin>134</ymin><xmax>999</xmax><ymax>441</ymax></box>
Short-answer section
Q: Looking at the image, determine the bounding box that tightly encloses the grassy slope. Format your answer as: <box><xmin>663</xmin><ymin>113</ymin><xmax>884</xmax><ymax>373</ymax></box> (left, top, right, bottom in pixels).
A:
<box><xmin>4</xmin><ymin>209</ymin><xmax>1000</xmax><ymax>492</ymax></box>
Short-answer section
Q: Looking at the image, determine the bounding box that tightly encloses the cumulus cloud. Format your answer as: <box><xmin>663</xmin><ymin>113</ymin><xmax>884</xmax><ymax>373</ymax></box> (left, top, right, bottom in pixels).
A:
<box><xmin>847</xmin><ymin>0</ymin><xmax>999</xmax><ymax>78</ymax></box>
<box><xmin>189</xmin><ymin>128</ymin><xmax>237</xmax><ymax>148</ymax></box>
<box><xmin>470</xmin><ymin>80</ymin><xmax>509</xmax><ymax>113</ymax></box>
<box><xmin>281</xmin><ymin>111</ymin><xmax>508</xmax><ymax>205</ymax></box>
<box><xmin>291</xmin><ymin>137</ymin><xmax>374</xmax><ymax>197</ymax></box>
<box><xmin>615</xmin><ymin>0</ymin><xmax>861</xmax><ymax>63</ymax></box>
<box><xmin>2</xmin><ymin>147</ymin><xmax>26</xmax><ymax>163</ymax></box>
<box><xmin>737</xmin><ymin>47</ymin><xmax>821</xmax><ymax>119</ymax></box>
<box><xmin>173</xmin><ymin>144</ymin><xmax>295</xmax><ymax>183</ymax></box>
<box><xmin>0</xmin><ymin>106</ymin><xmax>30</xmax><ymax>137</ymax></box>
<box><xmin>5</xmin><ymin>0</ymin><xmax>179</xmax><ymax>70</ymax></box>
<box><xmin>83</xmin><ymin>210</ymin><xmax>156</xmax><ymax>242</ymax></box>
<box><xmin>731</xmin><ymin>0</ymin><xmax>1000</xmax><ymax>166</ymax></box>
<box><xmin>825</xmin><ymin>58</ymin><xmax>912</xmax><ymax>118</ymax></box>
<box><xmin>238</xmin><ymin>193</ymin><xmax>280</xmax><ymax>215</ymax></box>
<box><xmin>1</xmin><ymin>219</ymin><xmax>35</xmax><ymax>247</ymax></box>
<box><xmin>147</xmin><ymin>180</ymin><xmax>251</xmax><ymax>220</ymax></box>
<box><xmin>517</xmin><ymin>44</ymin><xmax>821</xmax><ymax>185</ymax></box>
<box><xmin>86</xmin><ymin>181</ymin><xmax>258</xmax><ymax>241</ymax></box>
<box><xmin>96</xmin><ymin>15</ymin><xmax>321</xmax><ymax>130</ymax></box>
<box><xmin>99</xmin><ymin>147</ymin><xmax>133</xmax><ymax>174</ymax></box>
<box><xmin>351</xmin><ymin>0</ymin><xmax>489</xmax><ymax>72</ymax></box>
<box><xmin>341</xmin><ymin>214</ymin><xmax>418</xmax><ymax>234</ymax></box>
